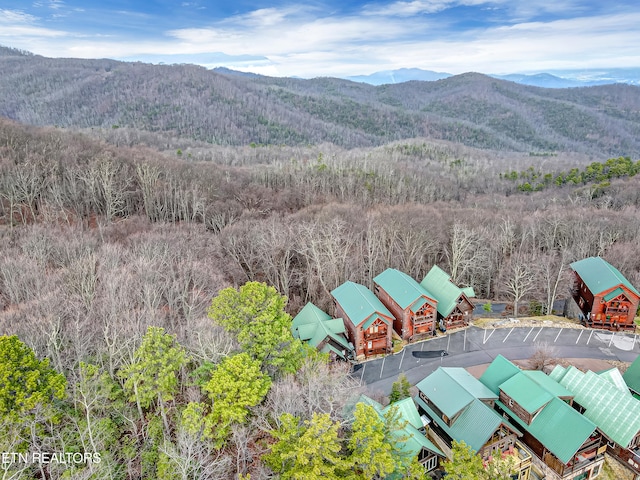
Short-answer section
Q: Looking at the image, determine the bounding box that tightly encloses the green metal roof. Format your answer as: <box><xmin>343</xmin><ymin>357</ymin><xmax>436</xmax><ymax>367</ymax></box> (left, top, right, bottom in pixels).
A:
<box><xmin>331</xmin><ymin>281</ymin><xmax>393</xmax><ymax>327</ymax></box>
<box><xmin>497</xmin><ymin>397</ymin><xmax>596</xmax><ymax>465</ymax></box>
<box><xmin>353</xmin><ymin>395</ymin><xmax>444</xmax><ymax>460</ymax></box>
<box><xmin>373</xmin><ymin>268</ymin><xmax>437</xmax><ymax>311</ymax></box>
<box><xmin>570</xmin><ymin>256</ymin><xmax>640</xmax><ymax>297</ymax></box>
<box><xmin>603</xmin><ymin>287</ymin><xmax>626</xmax><ymax>302</ymax></box>
<box><xmin>420</xmin><ymin>265</ymin><xmax>475</xmax><ymax>317</ymax></box>
<box><xmin>555</xmin><ymin>366</ymin><xmax>640</xmax><ymax>448</ymax></box>
<box><xmin>598</xmin><ymin>367</ymin><xmax>630</xmax><ymax>394</ymax></box>
<box><xmin>479</xmin><ymin>354</ymin><xmax>521</xmax><ymax>395</ymax></box>
<box><xmin>292</xmin><ymin>302</ymin><xmax>332</xmax><ymax>330</ymax></box>
<box><xmin>292</xmin><ymin>302</ymin><xmax>353</xmax><ymax>358</ymax></box>
<box><xmin>443</xmin><ymin>367</ymin><xmax>497</xmax><ymax>401</ymax></box>
<box><xmin>416</xmin><ymin>396</ymin><xmax>518</xmax><ymax>453</ymax></box>
<box><xmin>415</xmin><ymin>368</ymin><xmax>474</xmax><ymax>418</ymax></box>
<box><xmin>383</xmin><ymin>397</ymin><xmax>424</xmax><ymax>430</ymax></box>
<box><xmin>623</xmin><ymin>355</ymin><xmax>640</xmax><ymax>395</ymax></box>
<box><xmin>548</xmin><ymin>365</ymin><xmax>569</xmax><ymax>383</ymax></box>
<box><xmin>523</xmin><ymin>370</ymin><xmax>574</xmax><ymax>399</ymax></box>
<box><xmin>500</xmin><ymin>373</ymin><xmax>553</xmax><ymax>415</ymax></box>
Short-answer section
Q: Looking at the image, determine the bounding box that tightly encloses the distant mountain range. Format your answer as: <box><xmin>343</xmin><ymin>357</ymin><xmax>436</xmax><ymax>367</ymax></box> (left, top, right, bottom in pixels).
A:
<box><xmin>346</xmin><ymin>68</ymin><xmax>640</xmax><ymax>88</ymax></box>
<box><xmin>1</xmin><ymin>45</ymin><xmax>640</xmax><ymax>157</ymax></box>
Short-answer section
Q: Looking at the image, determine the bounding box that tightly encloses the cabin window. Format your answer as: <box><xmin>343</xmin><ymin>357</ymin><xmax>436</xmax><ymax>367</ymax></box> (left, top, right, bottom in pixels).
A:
<box><xmin>367</xmin><ymin>341</ymin><xmax>372</xmax><ymax>350</ymax></box>
<box><xmin>591</xmin><ymin>464</ymin><xmax>601</xmax><ymax>477</ymax></box>
<box><xmin>508</xmin><ymin>398</ymin><xmax>513</xmax><ymax>407</ymax></box>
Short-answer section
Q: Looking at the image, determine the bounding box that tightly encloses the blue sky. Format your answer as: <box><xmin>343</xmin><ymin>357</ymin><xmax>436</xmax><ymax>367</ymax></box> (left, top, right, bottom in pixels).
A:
<box><xmin>1</xmin><ymin>0</ymin><xmax>639</xmax><ymax>78</ymax></box>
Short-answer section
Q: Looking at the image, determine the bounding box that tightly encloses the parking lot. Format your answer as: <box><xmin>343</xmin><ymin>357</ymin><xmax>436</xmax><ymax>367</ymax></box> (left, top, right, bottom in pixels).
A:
<box><xmin>354</xmin><ymin>325</ymin><xmax>640</xmax><ymax>394</ymax></box>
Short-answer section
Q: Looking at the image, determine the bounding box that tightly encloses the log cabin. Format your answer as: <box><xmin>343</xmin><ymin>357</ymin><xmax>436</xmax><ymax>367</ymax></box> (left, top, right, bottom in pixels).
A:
<box><xmin>354</xmin><ymin>395</ymin><xmax>445</xmax><ymax>474</ymax></box>
<box><xmin>551</xmin><ymin>365</ymin><xmax>640</xmax><ymax>480</ymax></box>
<box><xmin>420</xmin><ymin>266</ymin><xmax>475</xmax><ymax>330</ymax></box>
<box><xmin>570</xmin><ymin>256</ymin><xmax>640</xmax><ymax>331</ymax></box>
<box><xmin>373</xmin><ymin>268</ymin><xmax>438</xmax><ymax>341</ymax></box>
<box><xmin>291</xmin><ymin>302</ymin><xmax>354</xmax><ymax>360</ymax></box>
<box><xmin>331</xmin><ymin>281</ymin><xmax>393</xmax><ymax>359</ymax></box>
<box><xmin>414</xmin><ymin>367</ymin><xmax>532</xmax><ymax>479</ymax></box>
<box><xmin>482</xmin><ymin>358</ymin><xmax>605</xmax><ymax>480</ymax></box>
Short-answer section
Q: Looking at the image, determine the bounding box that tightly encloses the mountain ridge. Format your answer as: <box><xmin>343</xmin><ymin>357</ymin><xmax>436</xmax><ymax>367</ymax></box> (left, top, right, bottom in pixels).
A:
<box><xmin>1</xmin><ymin>49</ymin><xmax>640</xmax><ymax>157</ymax></box>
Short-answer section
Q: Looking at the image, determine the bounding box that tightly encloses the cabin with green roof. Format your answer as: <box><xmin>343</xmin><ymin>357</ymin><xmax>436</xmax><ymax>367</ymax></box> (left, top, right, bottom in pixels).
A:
<box><xmin>482</xmin><ymin>356</ymin><xmax>605</xmax><ymax>480</ymax></box>
<box><xmin>624</xmin><ymin>354</ymin><xmax>640</xmax><ymax>399</ymax></box>
<box><xmin>350</xmin><ymin>395</ymin><xmax>445</xmax><ymax>473</ymax></box>
<box><xmin>331</xmin><ymin>281</ymin><xmax>393</xmax><ymax>359</ymax></box>
<box><xmin>291</xmin><ymin>302</ymin><xmax>354</xmax><ymax>360</ymax></box>
<box><xmin>414</xmin><ymin>367</ymin><xmax>521</xmax><ymax>458</ymax></box>
<box><xmin>570</xmin><ymin>256</ymin><xmax>640</xmax><ymax>331</ymax></box>
<box><xmin>420</xmin><ymin>265</ymin><xmax>475</xmax><ymax>330</ymax></box>
<box><xmin>373</xmin><ymin>268</ymin><xmax>438</xmax><ymax>341</ymax></box>
<box><xmin>551</xmin><ymin>365</ymin><xmax>640</xmax><ymax>478</ymax></box>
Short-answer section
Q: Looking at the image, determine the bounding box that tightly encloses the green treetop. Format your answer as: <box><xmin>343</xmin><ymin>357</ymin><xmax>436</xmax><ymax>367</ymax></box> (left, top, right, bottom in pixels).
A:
<box><xmin>208</xmin><ymin>281</ymin><xmax>304</xmax><ymax>375</ymax></box>
<box><xmin>0</xmin><ymin>335</ymin><xmax>66</xmax><ymax>419</ymax></box>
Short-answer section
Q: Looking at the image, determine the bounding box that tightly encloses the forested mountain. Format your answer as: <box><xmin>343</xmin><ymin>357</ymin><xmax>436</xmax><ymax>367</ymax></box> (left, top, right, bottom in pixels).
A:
<box><xmin>2</xmin><ymin>46</ymin><xmax>640</xmax><ymax>157</ymax></box>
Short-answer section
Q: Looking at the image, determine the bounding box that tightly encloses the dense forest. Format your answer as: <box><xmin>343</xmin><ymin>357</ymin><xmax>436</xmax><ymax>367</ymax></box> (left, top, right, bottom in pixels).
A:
<box><xmin>2</xmin><ymin>46</ymin><xmax>640</xmax><ymax>156</ymax></box>
<box><xmin>1</xmin><ymin>46</ymin><xmax>640</xmax><ymax>479</ymax></box>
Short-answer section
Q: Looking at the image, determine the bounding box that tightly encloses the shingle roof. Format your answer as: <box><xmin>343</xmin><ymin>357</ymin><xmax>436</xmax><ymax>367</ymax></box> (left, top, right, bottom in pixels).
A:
<box><xmin>623</xmin><ymin>355</ymin><xmax>640</xmax><ymax>396</ymax></box>
<box><xmin>331</xmin><ymin>281</ymin><xmax>393</xmax><ymax>328</ymax></box>
<box><xmin>479</xmin><ymin>354</ymin><xmax>521</xmax><ymax>395</ymax></box>
<box><xmin>553</xmin><ymin>366</ymin><xmax>640</xmax><ymax>448</ymax></box>
<box><xmin>497</xmin><ymin>397</ymin><xmax>596</xmax><ymax>465</ymax></box>
<box><xmin>420</xmin><ymin>265</ymin><xmax>475</xmax><ymax>317</ymax></box>
<box><xmin>570</xmin><ymin>256</ymin><xmax>640</xmax><ymax>297</ymax></box>
<box><xmin>373</xmin><ymin>268</ymin><xmax>437</xmax><ymax>311</ymax></box>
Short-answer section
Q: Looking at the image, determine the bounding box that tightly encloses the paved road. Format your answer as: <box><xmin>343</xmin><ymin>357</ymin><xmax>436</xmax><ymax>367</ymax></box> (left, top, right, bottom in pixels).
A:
<box><xmin>354</xmin><ymin>325</ymin><xmax>640</xmax><ymax>395</ymax></box>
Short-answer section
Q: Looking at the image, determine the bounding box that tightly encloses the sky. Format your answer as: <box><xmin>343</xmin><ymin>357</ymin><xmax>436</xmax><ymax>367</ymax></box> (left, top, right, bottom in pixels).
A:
<box><xmin>1</xmin><ymin>0</ymin><xmax>640</xmax><ymax>79</ymax></box>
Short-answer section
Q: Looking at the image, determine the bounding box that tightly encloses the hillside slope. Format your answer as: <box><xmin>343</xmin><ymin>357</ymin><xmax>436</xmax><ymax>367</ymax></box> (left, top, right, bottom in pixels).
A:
<box><xmin>1</xmin><ymin>47</ymin><xmax>640</xmax><ymax>156</ymax></box>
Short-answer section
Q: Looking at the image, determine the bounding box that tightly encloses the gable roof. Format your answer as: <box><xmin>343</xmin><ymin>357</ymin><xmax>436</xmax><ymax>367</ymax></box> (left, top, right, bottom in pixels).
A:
<box><xmin>500</xmin><ymin>373</ymin><xmax>553</xmax><ymax>415</ymax></box>
<box><xmin>420</xmin><ymin>265</ymin><xmax>476</xmax><ymax>317</ymax></box>
<box><xmin>352</xmin><ymin>395</ymin><xmax>444</xmax><ymax>460</ymax></box>
<box><xmin>479</xmin><ymin>354</ymin><xmax>522</xmax><ymax>395</ymax></box>
<box><xmin>331</xmin><ymin>281</ymin><xmax>393</xmax><ymax>328</ymax></box>
<box><xmin>417</xmin><ymin>371</ymin><xmax>473</xmax><ymax>419</ymax></box>
<box><xmin>416</xmin><ymin>396</ymin><xmax>518</xmax><ymax>453</ymax></box>
<box><xmin>523</xmin><ymin>370</ymin><xmax>574</xmax><ymax>399</ymax></box>
<box><xmin>623</xmin><ymin>355</ymin><xmax>640</xmax><ymax>396</ymax></box>
<box><xmin>497</xmin><ymin>396</ymin><xmax>597</xmax><ymax>465</ymax></box>
<box><xmin>598</xmin><ymin>367</ymin><xmax>631</xmax><ymax>394</ymax></box>
<box><xmin>570</xmin><ymin>256</ymin><xmax>639</xmax><ymax>297</ymax></box>
<box><xmin>291</xmin><ymin>303</ymin><xmax>353</xmax><ymax>358</ymax></box>
<box><xmin>373</xmin><ymin>268</ymin><xmax>437</xmax><ymax>311</ymax></box>
<box><xmin>415</xmin><ymin>367</ymin><xmax>518</xmax><ymax>453</ymax></box>
<box><xmin>552</xmin><ymin>366</ymin><xmax>640</xmax><ymax>448</ymax></box>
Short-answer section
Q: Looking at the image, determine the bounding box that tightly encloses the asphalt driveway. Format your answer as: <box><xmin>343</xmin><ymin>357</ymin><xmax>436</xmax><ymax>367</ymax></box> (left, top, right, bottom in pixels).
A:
<box><xmin>353</xmin><ymin>325</ymin><xmax>639</xmax><ymax>395</ymax></box>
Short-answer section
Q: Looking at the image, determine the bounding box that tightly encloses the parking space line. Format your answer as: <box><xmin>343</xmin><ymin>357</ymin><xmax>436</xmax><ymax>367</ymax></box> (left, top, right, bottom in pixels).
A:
<box><xmin>575</xmin><ymin>330</ymin><xmax>583</xmax><ymax>344</ymax></box>
<box><xmin>587</xmin><ymin>330</ymin><xmax>594</xmax><ymax>345</ymax></box>
<box><xmin>533</xmin><ymin>327</ymin><xmax>543</xmax><ymax>342</ymax></box>
<box><xmin>523</xmin><ymin>327</ymin><xmax>534</xmax><ymax>342</ymax></box>
<box><xmin>463</xmin><ymin>329</ymin><xmax>467</xmax><ymax>351</ymax></box>
<box><xmin>554</xmin><ymin>328</ymin><xmax>563</xmax><ymax>343</ymax></box>
<box><xmin>483</xmin><ymin>329</ymin><xmax>495</xmax><ymax>344</ymax></box>
<box><xmin>380</xmin><ymin>357</ymin><xmax>385</xmax><ymax>379</ymax></box>
<box><xmin>503</xmin><ymin>327</ymin><xmax>515</xmax><ymax>343</ymax></box>
<box><xmin>609</xmin><ymin>332</ymin><xmax>615</xmax><ymax>347</ymax></box>
<box><xmin>399</xmin><ymin>349</ymin><xmax>405</xmax><ymax>370</ymax></box>
<box><xmin>447</xmin><ymin>334</ymin><xmax>451</xmax><ymax>352</ymax></box>
<box><xmin>360</xmin><ymin>363</ymin><xmax>366</xmax><ymax>384</ymax></box>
